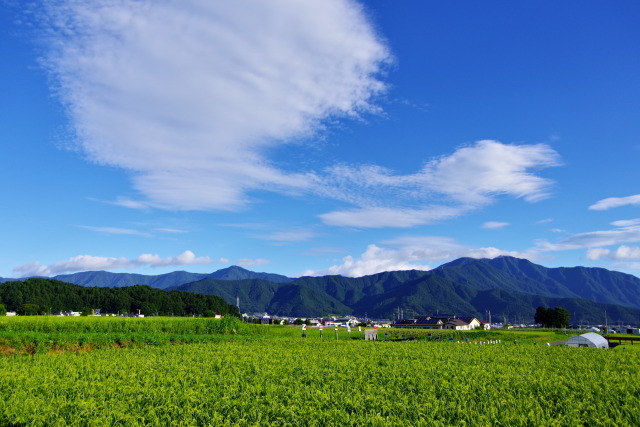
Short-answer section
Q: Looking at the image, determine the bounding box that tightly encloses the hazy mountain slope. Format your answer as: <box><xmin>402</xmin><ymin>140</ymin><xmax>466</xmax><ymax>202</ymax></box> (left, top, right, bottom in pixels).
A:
<box><xmin>52</xmin><ymin>266</ymin><xmax>293</xmax><ymax>290</ymax></box>
<box><xmin>351</xmin><ymin>275</ymin><xmax>478</xmax><ymax>318</ymax></box>
<box><xmin>52</xmin><ymin>270</ymin><xmax>207</xmax><ymax>288</ymax></box>
<box><xmin>431</xmin><ymin>256</ymin><xmax>640</xmax><ymax>308</ymax></box>
<box><xmin>469</xmin><ymin>288</ymin><xmax>640</xmax><ymax>325</ymax></box>
<box><xmin>483</xmin><ymin>257</ymin><xmax>640</xmax><ymax>308</ymax></box>
<box><xmin>171</xmin><ymin>278</ymin><xmax>283</xmax><ymax>313</ymax></box>
<box><xmin>292</xmin><ymin>270</ymin><xmax>431</xmax><ymax>307</ymax></box>
<box><xmin>431</xmin><ymin>257</ymin><xmax>580</xmax><ymax>298</ymax></box>
<box><xmin>208</xmin><ymin>266</ymin><xmax>293</xmax><ymax>283</ymax></box>
<box><xmin>171</xmin><ymin>278</ymin><xmax>349</xmax><ymax>316</ymax></box>
<box><xmin>265</xmin><ymin>284</ymin><xmax>351</xmax><ymax>317</ymax></box>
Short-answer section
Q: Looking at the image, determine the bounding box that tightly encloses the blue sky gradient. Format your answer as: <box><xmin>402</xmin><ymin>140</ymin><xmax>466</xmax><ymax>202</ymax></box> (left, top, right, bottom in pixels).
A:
<box><xmin>2</xmin><ymin>0</ymin><xmax>640</xmax><ymax>278</ymax></box>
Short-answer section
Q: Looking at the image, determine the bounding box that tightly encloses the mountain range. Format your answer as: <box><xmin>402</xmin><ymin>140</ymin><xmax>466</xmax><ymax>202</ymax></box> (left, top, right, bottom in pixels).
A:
<box><xmin>0</xmin><ymin>265</ymin><xmax>292</xmax><ymax>287</ymax></box>
<box><xmin>3</xmin><ymin>257</ymin><xmax>640</xmax><ymax>323</ymax></box>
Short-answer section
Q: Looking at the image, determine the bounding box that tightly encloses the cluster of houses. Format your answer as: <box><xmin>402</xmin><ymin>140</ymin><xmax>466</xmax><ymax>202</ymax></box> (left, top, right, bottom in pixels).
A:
<box><xmin>248</xmin><ymin>314</ymin><xmax>367</xmax><ymax>327</ymax></box>
<box><xmin>392</xmin><ymin>314</ymin><xmax>491</xmax><ymax>330</ymax></box>
<box><xmin>243</xmin><ymin>313</ymin><xmax>494</xmax><ymax>330</ymax></box>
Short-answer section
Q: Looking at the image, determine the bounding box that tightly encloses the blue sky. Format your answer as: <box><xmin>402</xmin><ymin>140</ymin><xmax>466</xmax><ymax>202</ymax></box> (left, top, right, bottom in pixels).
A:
<box><xmin>2</xmin><ymin>0</ymin><xmax>640</xmax><ymax>279</ymax></box>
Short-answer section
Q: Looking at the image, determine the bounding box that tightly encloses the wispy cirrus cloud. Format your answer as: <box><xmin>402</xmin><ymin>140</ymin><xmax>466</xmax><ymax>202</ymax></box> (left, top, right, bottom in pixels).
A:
<box><xmin>611</xmin><ymin>218</ymin><xmax>640</xmax><ymax>228</ymax></box>
<box><xmin>13</xmin><ymin>250</ymin><xmax>217</xmax><ymax>277</ymax></box>
<box><xmin>535</xmin><ymin>227</ymin><xmax>640</xmax><ymax>252</ymax></box>
<box><xmin>317</xmin><ymin>140</ymin><xmax>561</xmax><ymax>228</ymax></box>
<box><xmin>532</xmin><ymin>217</ymin><xmax>640</xmax><ymax>266</ymax></box>
<box><xmin>79</xmin><ymin>225</ymin><xmax>152</xmax><ymax>237</ymax></box>
<box><xmin>482</xmin><ymin>221</ymin><xmax>510</xmax><ymax>230</ymax></box>
<box><xmin>38</xmin><ymin>0</ymin><xmax>391</xmax><ymax>211</ymax></box>
<box><xmin>155</xmin><ymin>228</ymin><xmax>188</xmax><ymax>234</ymax></box>
<box><xmin>259</xmin><ymin>229</ymin><xmax>317</xmax><ymax>243</ymax></box>
<box><xmin>589</xmin><ymin>194</ymin><xmax>640</xmax><ymax>211</ymax></box>
<box><xmin>236</xmin><ymin>258</ymin><xmax>270</xmax><ymax>267</ymax></box>
<box><xmin>320</xmin><ymin>206</ymin><xmax>464</xmax><ymax>228</ymax></box>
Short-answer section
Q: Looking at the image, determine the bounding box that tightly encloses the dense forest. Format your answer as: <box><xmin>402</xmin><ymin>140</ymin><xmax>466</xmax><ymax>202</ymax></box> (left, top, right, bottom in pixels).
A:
<box><xmin>0</xmin><ymin>278</ymin><xmax>240</xmax><ymax>317</ymax></box>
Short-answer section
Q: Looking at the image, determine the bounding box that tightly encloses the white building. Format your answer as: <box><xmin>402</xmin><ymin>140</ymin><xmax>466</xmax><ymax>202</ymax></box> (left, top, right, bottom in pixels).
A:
<box><xmin>564</xmin><ymin>332</ymin><xmax>609</xmax><ymax>349</ymax></box>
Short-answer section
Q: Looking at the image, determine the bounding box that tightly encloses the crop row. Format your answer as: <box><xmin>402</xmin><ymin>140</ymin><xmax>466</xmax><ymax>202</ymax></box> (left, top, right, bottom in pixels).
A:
<box><xmin>1</xmin><ymin>338</ymin><xmax>638</xmax><ymax>426</ymax></box>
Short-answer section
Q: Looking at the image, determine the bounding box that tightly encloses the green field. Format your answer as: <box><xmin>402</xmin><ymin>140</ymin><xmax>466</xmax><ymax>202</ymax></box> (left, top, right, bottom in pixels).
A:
<box><xmin>1</xmin><ymin>317</ymin><xmax>638</xmax><ymax>426</ymax></box>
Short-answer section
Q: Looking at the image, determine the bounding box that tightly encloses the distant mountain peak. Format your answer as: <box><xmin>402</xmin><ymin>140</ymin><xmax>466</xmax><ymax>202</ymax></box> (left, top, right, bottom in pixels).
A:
<box><xmin>208</xmin><ymin>266</ymin><xmax>292</xmax><ymax>283</ymax></box>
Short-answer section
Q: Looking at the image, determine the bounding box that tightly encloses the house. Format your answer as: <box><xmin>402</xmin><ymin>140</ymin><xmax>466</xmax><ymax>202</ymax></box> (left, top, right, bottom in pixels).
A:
<box><xmin>393</xmin><ymin>316</ymin><xmax>445</xmax><ymax>329</ymax></box>
<box><xmin>392</xmin><ymin>314</ymin><xmax>489</xmax><ymax>330</ymax></box>
<box><xmin>445</xmin><ymin>318</ymin><xmax>479</xmax><ymax>330</ymax></box>
<box><xmin>441</xmin><ymin>316</ymin><xmax>486</xmax><ymax>330</ymax></box>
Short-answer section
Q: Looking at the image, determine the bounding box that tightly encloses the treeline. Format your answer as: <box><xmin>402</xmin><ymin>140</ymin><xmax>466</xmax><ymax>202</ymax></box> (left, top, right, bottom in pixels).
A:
<box><xmin>0</xmin><ymin>278</ymin><xmax>240</xmax><ymax>317</ymax></box>
<box><xmin>534</xmin><ymin>306</ymin><xmax>570</xmax><ymax>328</ymax></box>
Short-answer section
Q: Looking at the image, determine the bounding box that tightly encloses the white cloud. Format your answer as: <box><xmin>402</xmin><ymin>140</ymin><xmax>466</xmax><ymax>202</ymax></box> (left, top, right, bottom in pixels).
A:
<box><xmin>317</xmin><ymin>141</ymin><xmax>560</xmax><ymax>228</ymax></box>
<box><xmin>135</xmin><ymin>250</ymin><xmax>212</xmax><ymax>267</ymax></box>
<box><xmin>419</xmin><ymin>140</ymin><xmax>560</xmax><ymax>204</ymax></box>
<box><xmin>260</xmin><ymin>230</ymin><xmax>317</xmax><ymax>243</ymax></box>
<box><xmin>589</xmin><ymin>194</ymin><xmax>640</xmax><ymax>211</ymax></box>
<box><xmin>611</xmin><ymin>218</ymin><xmax>640</xmax><ymax>228</ymax></box>
<box><xmin>37</xmin><ymin>3</ymin><xmax>561</xmax><ymax>229</ymax></box>
<box><xmin>155</xmin><ymin>228</ymin><xmax>188</xmax><ymax>234</ymax></box>
<box><xmin>320</xmin><ymin>206</ymin><xmax>464</xmax><ymax>228</ymax></box>
<box><xmin>535</xmin><ymin>227</ymin><xmax>640</xmax><ymax>252</ymax></box>
<box><xmin>482</xmin><ymin>221</ymin><xmax>509</xmax><ymax>230</ymax></box>
<box><xmin>585</xmin><ymin>248</ymin><xmax>611</xmax><ymax>261</ymax></box>
<box><xmin>236</xmin><ymin>258</ymin><xmax>270</xmax><ymax>267</ymax></box>
<box><xmin>586</xmin><ymin>246</ymin><xmax>640</xmax><ymax>261</ymax></box>
<box><xmin>611</xmin><ymin>262</ymin><xmax>640</xmax><ymax>271</ymax></box>
<box><xmin>40</xmin><ymin>0</ymin><xmax>391</xmax><ymax>211</ymax></box>
<box><xmin>303</xmin><ymin>236</ymin><xmax>529</xmax><ymax>277</ymax></box>
<box><xmin>13</xmin><ymin>250</ymin><xmax>214</xmax><ymax>277</ymax></box>
<box><xmin>80</xmin><ymin>225</ymin><xmax>152</xmax><ymax>237</ymax></box>
<box><xmin>611</xmin><ymin>246</ymin><xmax>640</xmax><ymax>260</ymax></box>
<box><xmin>302</xmin><ymin>244</ymin><xmax>433</xmax><ymax>277</ymax></box>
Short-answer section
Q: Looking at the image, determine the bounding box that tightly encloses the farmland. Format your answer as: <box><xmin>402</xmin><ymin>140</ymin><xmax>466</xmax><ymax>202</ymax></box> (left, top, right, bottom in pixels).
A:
<box><xmin>0</xmin><ymin>317</ymin><xmax>638</xmax><ymax>426</ymax></box>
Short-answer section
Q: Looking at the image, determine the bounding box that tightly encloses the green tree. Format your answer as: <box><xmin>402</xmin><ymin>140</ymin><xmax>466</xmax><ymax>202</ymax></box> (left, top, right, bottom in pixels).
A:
<box><xmin>0</xmin><ymin>303</ymin><xmax>6</xmax><ymax>316</ymax></box>
<box><xmin>535</xmin><ymin>306</ymin><xmax>570</xmax><ymax>328</ymax></box>
<box><xmin>534</xmin><ymin>306</ymin><xmax>548</xmax><ymax>326</ymax></box>
<box><xmin>550</xmin><ymin>306</ymin><xmax>570</xmax><ymax>328</ymax></box>
<box><xmin>17</xmin><ymin>304</ymin><xmax>45</xmax><ymax>316</ymax></box>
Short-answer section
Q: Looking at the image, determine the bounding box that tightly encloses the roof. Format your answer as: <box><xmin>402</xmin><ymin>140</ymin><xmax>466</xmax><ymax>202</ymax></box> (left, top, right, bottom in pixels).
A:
<box><xmin>446</xmin><ymin>319</ymin><xmax>470</xmax><ymax>326</ymax></box>
<box><xmin>413</xmin><ymin>316</ymin><xmax>444</xmax><ymax>325</ymax></box>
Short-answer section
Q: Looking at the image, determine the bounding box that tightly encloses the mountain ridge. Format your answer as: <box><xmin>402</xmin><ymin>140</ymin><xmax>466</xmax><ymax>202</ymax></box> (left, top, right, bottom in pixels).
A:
<box><xmin>3</xmin><ymin>257</ymin><xmax>640</xmax><ymax>322</ymax></box>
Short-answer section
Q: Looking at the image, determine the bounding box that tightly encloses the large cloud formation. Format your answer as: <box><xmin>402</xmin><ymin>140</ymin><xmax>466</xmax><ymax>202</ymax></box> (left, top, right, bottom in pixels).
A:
<box><xmin>38</xmin><ymin>1</ymin><xmax>560</xmax><ymax>229</ymax></box>
<box><xmin>14</xmin><ymin>250</ymin><xmax>215</xmax><ymax>277</ymax></box>
<box><xmin>40</xmin><ymin>0</ymin><xmax>391</xmax><ymax>210</ymax></box>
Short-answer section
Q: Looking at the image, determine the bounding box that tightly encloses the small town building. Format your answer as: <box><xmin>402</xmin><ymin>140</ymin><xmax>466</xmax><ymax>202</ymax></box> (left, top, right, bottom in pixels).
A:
<box><xmin>392</xmin><ymin>314</ymin><xmax>489</xmax><ymax>330</ymax></box>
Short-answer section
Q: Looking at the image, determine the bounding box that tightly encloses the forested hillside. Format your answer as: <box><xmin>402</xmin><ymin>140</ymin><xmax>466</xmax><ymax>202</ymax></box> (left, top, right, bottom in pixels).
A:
<box><xmin>0</xmin><ymin>279</ymin><xmax>239</xmax><ymax>317</ymax></box>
